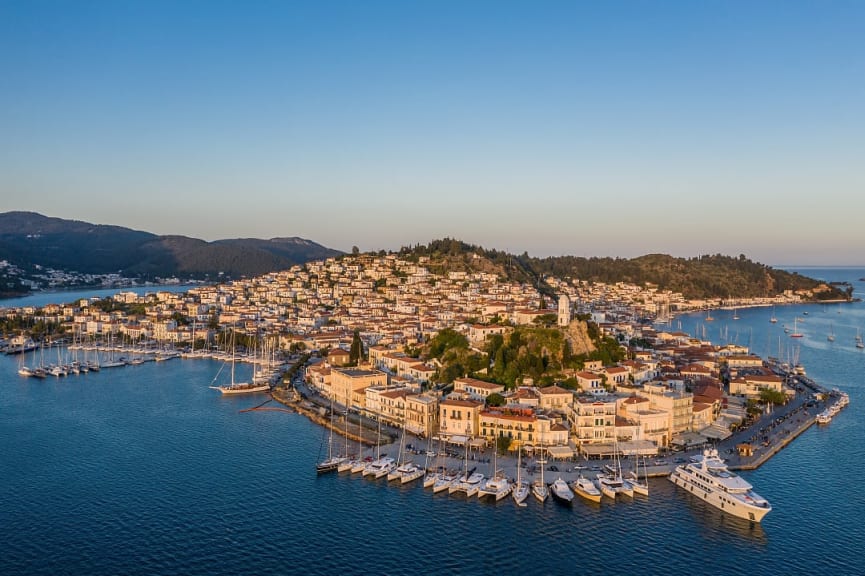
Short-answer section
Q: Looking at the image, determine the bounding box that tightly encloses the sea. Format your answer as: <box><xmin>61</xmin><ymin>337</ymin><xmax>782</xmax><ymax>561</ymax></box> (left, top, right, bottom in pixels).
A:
<box><xmin>1</xmin><ymin>268</ymin><xmax>863</xmax><ymax>576</ymax></box>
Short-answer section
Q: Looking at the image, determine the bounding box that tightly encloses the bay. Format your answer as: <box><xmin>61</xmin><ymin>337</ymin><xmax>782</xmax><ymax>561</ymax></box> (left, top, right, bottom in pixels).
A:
<box><xmin>1</xmin><ymin>268</ymin><xmax>863</xmax><ymax>575</ymax></box>
<box><xmin>0</xmin><ymin>284</ymin><xmax>205</xmax><ymax>309</ymax></box>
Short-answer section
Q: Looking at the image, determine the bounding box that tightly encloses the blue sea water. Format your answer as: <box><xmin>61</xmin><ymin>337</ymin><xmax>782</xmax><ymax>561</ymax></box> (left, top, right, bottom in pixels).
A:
<box><xmin>1</xmin><ymin>268</ymin><xmax>863</xmax><ymax>575</ymax></box>
<box><xmin>0</xmin><ymin>284</ymin><xmax>204</xmax><ymax>309</ymax></box>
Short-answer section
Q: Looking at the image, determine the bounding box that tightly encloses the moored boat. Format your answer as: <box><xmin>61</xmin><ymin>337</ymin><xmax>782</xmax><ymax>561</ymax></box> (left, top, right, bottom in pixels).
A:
<box><xmin>669</xmin><ymin>447</ymin><xmax>772</xmax><ymax>522</ymax></box>
<box><xmin>550</xmin><ymin>477</ymin><xmax>574</xmax><ymax>504</ymax></box>
<box><xmin>572</xmin><ymin>475</ymin><xmax>602</xmax><ymax>503</ymax></box>
<box><xmin>478</xmin><ymin>472</ymin><xmax>512</xmax><ymax>501</ymax></box>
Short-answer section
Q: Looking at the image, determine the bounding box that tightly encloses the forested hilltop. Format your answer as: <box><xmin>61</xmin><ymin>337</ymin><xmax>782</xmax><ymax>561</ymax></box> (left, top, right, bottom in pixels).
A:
<box><xmin>398</xmin><ymin>239</ymin><xmax>851</xmax><ymax>301</ymax></box>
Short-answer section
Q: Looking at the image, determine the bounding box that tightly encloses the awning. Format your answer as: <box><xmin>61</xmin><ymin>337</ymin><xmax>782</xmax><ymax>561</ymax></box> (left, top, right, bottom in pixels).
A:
<box><xmin>469</xmin><ymin>438</ymin><xmax>487</xmax><ymax>448</ymax></box>
<box><xmin>580</xmin><ymin>443</ymin><xmax>618</xmax><ymax>458</ymax></box>
<box><xmin>446</xmin><ymin>435</ymin><xmax>468</xmax><ymax>445</ymax></box>
<box><xmin>671</xmin><ymin>432</ymin><xmax>708</xmax><ymax>447</ymax></box>
<box><xmin>699</xmin><ymin>425</ymin><xmax>732</xmax><ymax>441</ymax></box>
<box><xmin>545</xmin><ymin>445</ymin><xmax>575</xmax><ymax>459</ymax></box>
<box><xmin>618</xmin><ymin>440</ymin><xmax>659</xmax><ymax>456</ymax></box>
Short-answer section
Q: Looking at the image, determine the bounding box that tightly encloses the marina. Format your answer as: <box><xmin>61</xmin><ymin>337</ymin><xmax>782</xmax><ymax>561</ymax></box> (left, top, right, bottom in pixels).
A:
<box><xmin>1</xmin><ymin>267</ymin><xmax>864</xmax><ymax>576</ymax></box>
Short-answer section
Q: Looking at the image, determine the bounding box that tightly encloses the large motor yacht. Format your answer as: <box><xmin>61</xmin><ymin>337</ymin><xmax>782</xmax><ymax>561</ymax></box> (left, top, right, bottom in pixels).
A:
<box><xmin>669</xmin><ymin>448</ymin><xmax>772</xmax><ymax>522</ymax></box>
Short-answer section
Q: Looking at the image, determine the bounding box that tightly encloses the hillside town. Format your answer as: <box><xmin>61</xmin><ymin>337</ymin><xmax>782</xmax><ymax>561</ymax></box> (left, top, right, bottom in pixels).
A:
<box><xmin>3</xmin><ymin>252</ymin><xmax>828</xmax><ymax>462</ymax></box>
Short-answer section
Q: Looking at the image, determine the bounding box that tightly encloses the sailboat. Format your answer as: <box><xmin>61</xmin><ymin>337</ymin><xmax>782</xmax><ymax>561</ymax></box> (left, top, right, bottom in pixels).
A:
<box><xmin>789</xmin><ymin>318</ymin><xmax>804</xmax><ymax>339</ymax></box>
<box><xmin>350</xmin><ymin>411</ymin><xmax>370</xmax><ymax>474</ymax></box>
<box><xmin>856</xmin><ymin>328</ymin><xmax>864</xmax><ymax>349</ymax></box>
<box><xmin>363</xmin><ymin>414</ymin><xmax>395</xmax><ymax>479</ymax></box>
<box><xmin>209</xmin><ymin>329</ymin><xmax>270</xmax><ymax>394</ymax></box>
<box><xmin>732</xmin><ymin>308</ymin><xmax>740</xmax><ymax>320</ymax></box>
<box><xmin>770</xmin><ymin>306</ymin><xmax>778</xmax><ymax>323</ymax></box>
<box><xmin>449</xmin><ymin>433</ymin><xmax>484</xmax><ymax>497</ymax></box>
<box><xmin>532</xmin><ymin>453</ymin><xmax>549</xmax><ymax>502</ymax></box>
<box><xmin>705</xmin><ymin>308</ymin><xmax>714</xmax><ymax>322</ymax></box>
<box><xmin>316</xmin><ymin>398</ymin><xmax>345</xmax><ymax>474</ymax></box>
<box><xmin>596</xmin><ymin>441</ymin><xmax>634</xmax><ymax>499</ymax></box>
<box><xmin>388</xmin><ymin>409</ymin><xmax>423</xmax><ymax>484</ymax></box>
<box><xmin>338</xmin><ymin>394</ymin><xmax>360</xmax><ymax>473</ymax></box>
<box><xmin>16</xmin><ymin>346</ymin><xmax>34</xmax><ymax>377</ymax></box>
<box><xmin>512</xmin><ymin>447</ymin><xmax>529</xmax><ymax>506</ymax></box>
<box><xmin>627</xmin><ymin>456</ymin><xmax>650</xmax><ymax>497</ymax></box>
<box><xmin>422</xmin><ymin>435</ymin><xmax>441</xmax><ymax>488</ymax></box>
<box><xmin>478</xmin><ymin>424</ymin><xmax>512</xmax><ymax>501</ymax></box>
<box><xmin>828</xmin><ymin>324</ymin><xmax>836</xmax><ymax>343</ymax></box>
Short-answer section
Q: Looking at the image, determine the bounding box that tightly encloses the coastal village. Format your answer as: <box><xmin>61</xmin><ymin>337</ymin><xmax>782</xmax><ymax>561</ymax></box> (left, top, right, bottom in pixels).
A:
<box><xmin>1</xmin><ymin>252</ymin><xmax>851</xmax><ymax>517</ymax></box>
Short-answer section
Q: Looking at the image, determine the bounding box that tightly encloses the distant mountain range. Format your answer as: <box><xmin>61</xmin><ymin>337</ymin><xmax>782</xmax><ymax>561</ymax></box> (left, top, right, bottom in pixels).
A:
<box><xmin>0</xmin><ymin>211</ymin><xmax>343</xmax><ymax>285</ymax></box>
<box><xmin>0</xmin><ymin>212</ymin><xmax>851</xmax><ymax>303</ymax></box>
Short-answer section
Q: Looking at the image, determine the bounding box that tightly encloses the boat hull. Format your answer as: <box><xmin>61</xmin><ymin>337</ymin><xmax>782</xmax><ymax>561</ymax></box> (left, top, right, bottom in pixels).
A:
<box><xmin>669</xmin><ymin>469</ymin><xmax>771</xmax><ymax>522</ymax></box>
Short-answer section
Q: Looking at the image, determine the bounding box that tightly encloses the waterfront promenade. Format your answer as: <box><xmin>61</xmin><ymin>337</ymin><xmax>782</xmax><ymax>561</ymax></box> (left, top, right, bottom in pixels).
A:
<box><xmin>278</xmin><ymin>364</ymin><xmax>846</xmax><ymax>484</ymax></box>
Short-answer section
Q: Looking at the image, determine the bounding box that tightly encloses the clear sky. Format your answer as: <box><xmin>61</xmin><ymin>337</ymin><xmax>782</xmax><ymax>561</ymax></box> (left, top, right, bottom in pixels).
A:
<box><xmin>1</xmin><ymin>1</ymin><xmax>863</xmax><ymax>265</ymax></box>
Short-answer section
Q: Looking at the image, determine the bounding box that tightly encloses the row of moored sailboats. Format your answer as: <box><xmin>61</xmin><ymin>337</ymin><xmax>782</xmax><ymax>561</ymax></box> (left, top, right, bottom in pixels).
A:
<box><xmin>317</xmin><ymin>409</ymin><xmax>650</xmax><ymax>507</ymax></box>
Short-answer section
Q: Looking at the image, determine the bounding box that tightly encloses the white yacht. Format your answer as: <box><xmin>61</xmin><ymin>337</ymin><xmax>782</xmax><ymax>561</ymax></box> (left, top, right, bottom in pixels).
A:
<box><xmin>572</xmin><ymin>475</ymin><xmax>602</xmax><ymax>503</ymax></box>
<box><xmin>669</xmin><ymin>447</ymin><xmax>772</xmax><ymax>522</ymax></box>
<box><xmin>550</xmin><ymin>477</ymin><xmax>575</xmax><ymax>504</ymax></box>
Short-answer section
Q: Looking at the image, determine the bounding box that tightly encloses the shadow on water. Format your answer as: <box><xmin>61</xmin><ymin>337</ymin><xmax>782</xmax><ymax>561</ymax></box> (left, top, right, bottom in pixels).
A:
<box><xmin>675</xmin><ymin>489</ymin><xmax>768</xmax><ymax>546</ymax></box>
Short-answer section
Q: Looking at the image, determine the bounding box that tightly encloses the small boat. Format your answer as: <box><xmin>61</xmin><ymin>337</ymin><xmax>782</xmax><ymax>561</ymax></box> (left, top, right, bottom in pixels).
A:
<box><xmin>350</xmin><ymin>458</ymin><xmax>369</xmax><ymax>474</ymax></box>
<box><xmin>790</xmin><ymin>318</ymin><xmax>804</xmax><ymax>338</ymax></box>
<box><xmin>477</xmin><ymin>426</ymin><xmax>511</xmax><ymax>500</ymax></box>
<box><xmin>532</xmin><ymin>458</ymin><xmax>548</xmax><ymax>502</ymax></box>
<box><xmin>550</xmin><ymin>477</ymin><xmax>575</xmax><ymax>504</ymax></box>
<box><xmin>432</xmin><ymin>470</ymin><xmax>458</xmax><ymax>493</ymax></box>
<box><xmin>389</xmin><ymin>461</ymin><xmax>424</xmax><ymax>484</ymax></box>
<box><xmin>363</xmin><ymin>456</ymin><xmax>395</xmax><ymax>479</ymax></box>
<box><xmin>595</xmin><ymin>475</ymin><xmax>616</xmax><ymax>500</ymax></box>
<box><xmin>512</xmin><ymin>448</ymin><xmax>529</xmax><ymax>507</ymax></box>
<box><xmin>316</xmin><ymin>399</ymin><xmax>345</xmax><ymax>474</ymax></box>
<box><xmin>572</xmin><ymin>475</ymin><xmax>602</xmax><ymax>503</ymax></box>
<box><xmin>597</xmin><ymin>473</ymin><xmax>634</xmax><ymax>498</ymax></box>
<box><xmin>478</xmin><ymin>472</ymin><xmax>513</xmax><ymax>501</ymax></box>
<box><xmin>627</xmin><ymin>457</ymin><xmax>650</xmax><ymax>497</ymax></box>
<box><xmin>512</xmin><ymin>479</ymin><xmax>530</xmax><ymax>507</ymax></box>
<box><xmin>449</xmin><ymin>471</ymin><xmax>484</xmax><ymax>497</ymax></box>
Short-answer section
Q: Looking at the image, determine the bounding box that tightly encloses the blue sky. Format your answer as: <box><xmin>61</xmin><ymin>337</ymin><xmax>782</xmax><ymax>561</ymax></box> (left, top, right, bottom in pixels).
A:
<box><xmin>1</xmin><ymin>1</ymin><xmax>863</xmax><ymax>265</ymax></box>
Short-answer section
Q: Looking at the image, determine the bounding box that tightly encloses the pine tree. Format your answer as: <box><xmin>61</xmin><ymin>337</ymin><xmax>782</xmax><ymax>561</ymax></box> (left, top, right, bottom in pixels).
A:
<box><xmin>349</xmin><ymin>329</ymin><xmax>363</xmax><ymax>365</ymax></box>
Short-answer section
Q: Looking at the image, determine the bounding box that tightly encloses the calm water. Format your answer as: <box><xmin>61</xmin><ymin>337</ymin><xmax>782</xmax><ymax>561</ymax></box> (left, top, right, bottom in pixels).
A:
<box><xmin>2</xmin><ymin>268</ymin><xmax>864</xmax><ymax>575</ymax></box>
<box><xmin>0</xmin><ymin>284</ymin><xmax>204</xmax><ymax>309</ymax></box>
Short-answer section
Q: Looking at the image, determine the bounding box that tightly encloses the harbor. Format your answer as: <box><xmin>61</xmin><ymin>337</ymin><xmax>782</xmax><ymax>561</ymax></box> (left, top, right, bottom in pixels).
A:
<box><xmin>2</xmin><ymin>267</ymin><xmax>864</xmax><ymax>576</ymax></box>
<box><xmin>1</xmin><ymin>286</ymin><xmax>863</xmax><ymax>575</ymax></box>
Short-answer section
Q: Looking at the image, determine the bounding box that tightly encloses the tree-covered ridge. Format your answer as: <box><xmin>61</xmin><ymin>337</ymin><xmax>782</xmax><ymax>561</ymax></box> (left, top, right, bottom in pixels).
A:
<box><xmin>398</xmin><ymin>240</ymin><xmax>849</xmax><ymax>301</ymax></box>
<box><xmin>399</xmin><ymin>238</ymin><xmax>540</xmax><ymax>287</ymax></box>
<box><xmin>422</xmin><ymin>321</ymin><xmax>626</xmax><ymax>390</ymax></box>
<box><xmin>0</xmin><ymin>211</ymin><xmax>342</xmax><ymax>285</ymax></box>
<box><xmin>530</xmin><ymin>253</ymin><xmax>848</xmax><ymax>300</ymax></box>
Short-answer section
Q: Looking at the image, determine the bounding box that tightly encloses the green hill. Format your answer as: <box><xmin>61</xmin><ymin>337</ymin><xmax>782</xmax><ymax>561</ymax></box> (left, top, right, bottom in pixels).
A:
<box><xmin>0</xmin><ymin>211</ymin><xmax>342</xmax><ymax>285</ymax></box>
<box><xmin>398</xmin><ymin>239</ymin><xmax>850</xmax><ymax>301</ymax></box>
